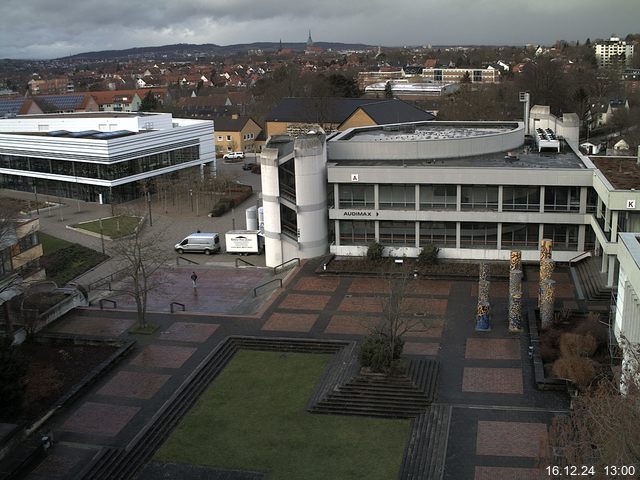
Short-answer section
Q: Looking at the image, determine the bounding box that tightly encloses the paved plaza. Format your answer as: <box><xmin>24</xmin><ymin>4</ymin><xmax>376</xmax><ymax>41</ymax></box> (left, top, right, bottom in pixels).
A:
<box><xmin>23</xmin><ymin>256</ymin><xmax>578</xmax><ymax>480</ymax></box>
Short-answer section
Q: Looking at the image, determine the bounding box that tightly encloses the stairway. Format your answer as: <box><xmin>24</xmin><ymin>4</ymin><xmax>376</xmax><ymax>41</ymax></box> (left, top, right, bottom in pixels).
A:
<box><xmin>398</xmin><ymin>404</ymin><xmax>452</xmax><ymax>480</ymax></box>
<box><xmin>573</xmin><ymin>257</ymin><xmax>612</xmax><ymax>302</ymax></box>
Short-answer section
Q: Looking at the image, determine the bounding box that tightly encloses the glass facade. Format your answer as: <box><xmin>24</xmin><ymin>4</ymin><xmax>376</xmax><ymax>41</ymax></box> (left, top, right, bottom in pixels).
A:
<box><xmin>338</xmin><ymin>184</ymin><xmax>374</xmax><ymax>209</ymax></box>
<box><xmin>502</xmin><ymin>186</ymin><xmax>540</xmax><ymax>211</ymax></box>
<box><xmin>544</xmin><ymin>224</ymin><xmax>579</xmax><ymax>250</ymax></box>
<box><xmin>379</xmin><ymin>184</ymin><xmax>415</xmax><ymax>209</ymax></box>
<box><xmin>379</xmin><ymin>221</ymin><xmax>415</xmax><ymax>246</ymax></box>
<box><xmin>339</xmin><ymin>220</ymin><xmax>375</xmax><ymax>245</ymax></box>
<box><xmin>0</xmin><ymin>145</ymin><xmax>200</xmax><ymax>181</ymax></box>
<box><xmin>461</xmin><ymin>186</ymin><xmax>498</xmax><ymax>211</ymax></box>
<box><xmin>460</xmin><ymin>222</ymin><xmax>498</xmax><ymax>248</ymax></box>
<box><xmin>544</xmin><ymin>186</ymin><xmax>580</xmax><ymax>212</ymax></box>
<box><xmin>420</xmin><ymin>185</ymin><xmax>456</xmax><ymax>210</ymax></box>
<box><xmin>280</xmin><ymin>204</ymin><xmax>297</xmax><ymax>239</ymax></box>
<box><xmin>419</xmin><ymin>221</ymin><xmax>456</xmax><ymax>247</ymax></box>
<box><xmin>278</xmin><ymin>158</ymin><xmax>296</xmax><ymax>202</ymax></box>
<box><xmin>501</xmin><ymin>223</ymin><xmax>539</xmax><ymax>249</ymax></box>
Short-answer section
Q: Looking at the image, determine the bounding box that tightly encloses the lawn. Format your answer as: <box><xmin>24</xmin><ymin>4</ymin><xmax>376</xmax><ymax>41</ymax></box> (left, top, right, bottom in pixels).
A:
<box><xmin>39</xmin><ymin>232</ymin><xmax>108</xmax><ymax>285</ymax></box>
<box><xmin>71</xmin><ymin>215</ymin><xmax>141</xmax><ymax>239</ymax></box>
<box><xmin>156</xmin><ymin>350</ymin><xmax>410</xmax><ymax>480</ymax></box>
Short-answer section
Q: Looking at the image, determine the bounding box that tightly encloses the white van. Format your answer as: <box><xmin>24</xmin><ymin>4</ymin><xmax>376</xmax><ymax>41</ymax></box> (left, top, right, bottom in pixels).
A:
<box><xmin>175</xmin><ymin>233</ymin><xmax>221</xmax><ymax>255</ymax></box>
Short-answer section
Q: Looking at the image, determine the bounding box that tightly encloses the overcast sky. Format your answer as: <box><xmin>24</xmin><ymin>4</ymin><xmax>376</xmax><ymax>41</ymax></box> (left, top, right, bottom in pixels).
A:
<box><xmin>1</xmin><ymin>0</ymin><xmax>639</xmax><ymax>59</ymax></box>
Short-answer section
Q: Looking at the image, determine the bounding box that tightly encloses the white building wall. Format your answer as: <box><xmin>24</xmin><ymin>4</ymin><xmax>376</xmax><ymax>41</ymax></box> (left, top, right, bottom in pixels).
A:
<box><xmin>260</xmin><ymin>147</ymin><xmax>283</xmax><ymax>267</ymax></box>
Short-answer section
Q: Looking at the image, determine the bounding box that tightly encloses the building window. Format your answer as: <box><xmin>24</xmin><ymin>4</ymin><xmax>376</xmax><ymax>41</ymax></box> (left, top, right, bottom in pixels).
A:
<box><xmin>543</xmin><ymin>224</ymin><xmax>579</xmax><ymax>250</ymax></box>
<box><xmin>502</xmin><ymin>186</ymin><xmax>540</xmax><ymax>211</ymax></box>
<box><xmin>586</xmin><ymin>188</ymin><xmax>598</xmax><ymax>214</ymax></box>
<box><xmin>501</xmin><ymin>223</ymin><xmax>538</xmax><ymax>249</ymax></box>
<box><xmin>379</xmin><ymin>184</ymin><xmax>415</xmax><ymax>209</ymax></box>
<box><xmin>419</xmin><ymin>221</ymin><xmax>456</xmax><ymax>247</ymax></box>
<box><xmin>379</xmin><ymin>221</ymin><xmax>415</xmax><ymax>246</ymax></box>
<box><xmin>280</xmin><ymin>204</ymin><xmax>297</xmax><ymax>239</ymax></box>
<box><xmin>544</xmin><ymin>186</ymin><xmax>580</xmax><ymax>212</ymax></box>
<box><xmin>217</xmin><ymin>136</ymin><xmax>223</xmax><ymax>141</ymax></box>
<box><xmin>461</xmin><ymin>186</ymin><xmax>498</xmax><ymax>211</ymax></box>
<box><xmin>338</xmin><ymin>184</ymin><xmax>374</xmax><ymax>209</ymax></box>
<box><xmin>339</xmin><ymin>220</ymin><xmax>375</xmax><ymax>245</ymax></box>
<box><xmin>278</xmin><ymin>158</ymin><xmax>296</xmax><ymax>202</ymax></box>
<box><xmin>420</xmin><ymin>185</ymin><xmax>456</xmax><ymax>210</ymax></box>
<box><xmin>226</xmin><ymin>135</ymin><xmax>232</xmax><ymax>141</ymax></box>
<box><xmin>460</xmin><ymin>222</ymin><xmax>498</xmax><ymax>248</ymax></box>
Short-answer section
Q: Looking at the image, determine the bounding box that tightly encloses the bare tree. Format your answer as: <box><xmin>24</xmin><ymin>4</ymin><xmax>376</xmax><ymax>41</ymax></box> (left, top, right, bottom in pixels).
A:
<box><xmin>547</xmin><ymin>336</ymin><xmax>640</xmax><ymax>475</ymax></box>
<box><xmin>109</xmin><ymin>215</ymin><xmax>170</xmax><ymax>329</ymax></box>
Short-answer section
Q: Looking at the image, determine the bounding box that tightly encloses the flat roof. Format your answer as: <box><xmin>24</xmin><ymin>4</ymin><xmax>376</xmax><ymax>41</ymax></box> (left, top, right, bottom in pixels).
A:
<box><xmin>590</xmin><ymin>156</ymin><xmax>640</xmax><ymax>190</ymax></box>
<box><xmin>10</xmin><ymin>112</ymin><xmax>158</xmax><ymax>119</ymax></box>
<box><xmin>329</xmin><ymin>141</ymin><xmax>587</xmax><ymax>169</ymax></box>
<box><xmin>343</xmin><ymin>122</ymin><xmax>516</xmax><ymax>142</ymax></box>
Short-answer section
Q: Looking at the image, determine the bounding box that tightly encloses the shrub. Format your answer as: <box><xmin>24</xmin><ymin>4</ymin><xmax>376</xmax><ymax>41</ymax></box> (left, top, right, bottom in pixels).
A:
<box><xmin>551</xmin><ymin>357</ymin><xmax>598</xmax><ymax>387</ymax></box>
<box><xmin>358</xmin><ymin>331</ymin><xmax>404</xmax><ymax>373</ymax></box>
<box><xmin>366</xmin><ymin>242</ymin><xmax>384</xmax><ymax>262</ymax></box>
<box><xmin>559</xmin><ymin>333</ymin><xmax>598</xmax><ymax>358</ymax></box>
<box><xmin>573</xmin><ymin>312</ymin><xmax>608</xmax><ymax>347</ymax></box>
<box><xmin>417</xmin><ymin>244</ymin><xmax>439</xmax><ymax>266</ymax></box>
<box><xmin>210</xmin><ymin>198</ymin><xmax>234</xmax><ymax>217</ymax></box>
<box><xmin>0</xmin><ymin>341</ymin><xmax>26</xmax><ymax>419</ymax></box>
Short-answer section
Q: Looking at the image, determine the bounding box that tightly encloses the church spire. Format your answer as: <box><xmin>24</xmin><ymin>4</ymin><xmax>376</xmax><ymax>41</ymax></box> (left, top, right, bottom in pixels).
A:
<box><xmin>307</xmin><ymin>30</ymin><xmax>313</xmax><ymax>47</ymax></box>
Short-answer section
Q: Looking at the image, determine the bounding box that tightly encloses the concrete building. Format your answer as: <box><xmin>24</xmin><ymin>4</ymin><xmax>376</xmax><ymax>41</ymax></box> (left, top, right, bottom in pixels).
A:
<box><xmin>214</xmin><ymin>115</ymin><xmax>262</xmax><ymax>155</ymax></box>
<box><xmin>595</xmin><ymin>36</ymin><xmax>634</xmax><ymax>68</ymax></box>
<box><xmin>0</xmin><ymin>112</ymin><xmax>215</xmax><ymax>203</ymax></box>
<box><xmin>421</xmin><ymin>67</ymin><xmax>499</xmax><ymax>84</ymax></box>
<box><xmin>259</xmin><ymin>107</ymin><xmax>640</xmax><ymax>293</ymax></box>
<box><xmin>364</xmin><ymin>81</ymin><xmax>459</xmax><ymax>98</ymax></box>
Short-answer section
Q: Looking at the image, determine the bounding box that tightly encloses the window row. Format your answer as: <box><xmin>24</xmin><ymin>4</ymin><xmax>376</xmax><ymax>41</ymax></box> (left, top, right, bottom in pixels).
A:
<box><xmin>0</xmin><ymin>146</ymin><xmax>200</xmax><ymax>181</ymax></box>
<box><xmin>338</xmin><ymin>221</ymin><xmax>580</xmax><ymax>250</ymax></box>
<box><xmin>336</xmin><ymin>184</ymin><xmax>588</xmax><ymax>213</ymax></box>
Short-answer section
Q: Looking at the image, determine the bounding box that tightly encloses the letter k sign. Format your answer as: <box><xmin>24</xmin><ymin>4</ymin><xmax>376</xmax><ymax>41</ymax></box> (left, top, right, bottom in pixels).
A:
<box><xmin>627</xmin><ymin>200</ymin><xmax>636</xmax><ymax>209</ymax></box>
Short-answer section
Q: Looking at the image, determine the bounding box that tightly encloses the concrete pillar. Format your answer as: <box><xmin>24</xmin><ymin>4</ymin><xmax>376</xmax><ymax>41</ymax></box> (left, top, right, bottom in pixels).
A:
<box><xmin>375</xmin><ymin>220</ymin><xmax>380</xmax><ymax>242</ymax></box>
<box><xmin>539</xmin><ymin>257</ymin><xmax>555</xmax><ymax>307</ymax></box>
<box><xmin>596</xmin><ymin>196</ymin><xmax>603</xmax><ymax>219</ymax></box>
<box><xmin>456</xmin><ymin>222</ymin><xmax>461</xmax><ymax>249</ymax></box>
<box><xmin>497</xmin><ymin>223</ymin><xmax>503</xmax><ymax>250</ymax></box>
<box><xmin>510</xmin><ymin>250</ymin><xmax>522</xmax><ymax>271</ymax></box>
<box><xmin>334</xmin><ymin>220</ymin><xmax>341</xmax><ymax>246</ymax></box>
<box><xmin>579</xmin><ymin>186</ymin><xmax>587</xmax><ymax>214</ymax></box>
<box><xmin>540</xmin><ymin>279</ymin><xmax>556</xmax><ymax>329</ymax></box>
<box><xmin>578</xmin><ymin>225</ymin><xmax>586</xmax><ymax>251</ymax></box>
<box><xmin>456</xmin><ymin>184</ymin><xmax>462</xmax><ymax>212</ymax></box>
<box><xmin>260</xmin><ymin>147</ymin><xmax>283</xmax><ymax>267</ymax></box>
<box><xmin>415</xmin><ymin>184</ymin><xmax>420</xmax><ymax>212</ymax></box>
<box><xmin>333</xmin><ymin>184</ymin><xmax>339</xmax><ymax>208</ymax></box>
<box><xmin>415</xmin><ymin>221</ymin><xmax>420</xmax><ymax>248</ymax></box>
<box><xmin>479</xmin><ymin>263</ymin><xmax>490</xmax><ymax>282</ymax></box>
<box><xmin>602</xmin><ymin>251</ymin><xmax>608</xmax><ymax>274</ymax></box>
<box><xmin>539</xmin><ymin>186</ymin><xmax>545</xmax><ymax>213</ymax></box>
<box><xmin>478</xmin><ymin>280</ymin><xmax>490</xmax><ymax>305</ymax></box>
<box><xmin>608</xmin><ymin>255</ymin><xmax>616</xmax><ymax>288</ymax></box>
<box><xmin>611</xmin><ymin>211</ymin><xmax>619</xmax><ymax>241</ymax></box>
<box><xmin>605</xmin><ymin>207</ymin><xmax>611</xmax><ymax>233</ymax></box>
<box><xmin>498</xmin><ymin>186</ymin><xmax>503</xmax><ymax>213</ymax></box>
<box><xmin>540</xmin><ymin>238</ymin><xmax>553</xmax><ymax>261</ymax></box>
<box><xmin>374</xmin><ymin>184</ymin><xmax>379</xmax><ymax>210</ymax></box>
<box><xmin>509</xmin><ymin>292</ymin><xmax>523</xmax><ymax>333</ymax></box>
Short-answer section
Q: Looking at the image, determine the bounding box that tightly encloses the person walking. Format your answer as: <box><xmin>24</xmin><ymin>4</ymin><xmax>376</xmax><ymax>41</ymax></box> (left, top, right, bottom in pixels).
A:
<box><xmin>191</xmin><ymin>271</ymin><xmax>198</xmax><ymax>288</ymax></box>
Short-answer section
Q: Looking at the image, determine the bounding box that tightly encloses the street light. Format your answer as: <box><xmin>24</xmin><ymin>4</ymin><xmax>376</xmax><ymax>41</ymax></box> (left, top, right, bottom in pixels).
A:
<box><xmin>146</xmin><ymin>191</ymin><xmax>153</xmax><ymax>226</ymax></box>
<box><xmin>189</xmin><ymin>189</ymin><xmax>194</xmax><ymax>212</ymax></box>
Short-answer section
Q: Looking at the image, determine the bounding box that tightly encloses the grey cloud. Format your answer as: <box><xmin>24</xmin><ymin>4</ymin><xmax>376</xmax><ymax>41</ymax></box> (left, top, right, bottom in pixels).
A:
<box><xmin>1</xmin><ymin>0</ymin><xmax>639</xmax><ymax>58</ymax></box>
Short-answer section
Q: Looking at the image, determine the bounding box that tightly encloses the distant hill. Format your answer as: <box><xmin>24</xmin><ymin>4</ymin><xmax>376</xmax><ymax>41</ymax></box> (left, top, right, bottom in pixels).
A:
<box><xmin>61</xmin><ymin>42</ymin><xmax>374</xmax><ymax>60</ymax></box>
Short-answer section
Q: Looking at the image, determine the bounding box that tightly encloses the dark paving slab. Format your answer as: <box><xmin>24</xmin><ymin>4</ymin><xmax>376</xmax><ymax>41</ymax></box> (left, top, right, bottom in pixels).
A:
<box><xmin>465</xmin><ymin>338</ymin><xmax>520</xmax><ymax>360</ymax></box>
<box><xmin>474</xmin><ymin>466</ymin><xmax>543</xmax><ymax>480</ymax></box>
<box><xmin>476</xmin><ymin>420</ymin><xmax>547</xmax><ymax>457</ymax></box>
<box><xmin>403</xmin><ymin>342</ymin><xmax>440</xmax><ymax>356</ymax></box>
<box><xmin>61</xmin><ymin>402</ymin><xmax>140</xmax><ymax>437</ymax></box>
<box><xmin>97</xmin><ymin>370</ymin><xmax>171</xmax><ymax>399</ymax></box>
<box><xmin>158</xmin><ymin>321</ymin><xmax>219</xmax><ymax>343</ymax></box>
<box><xmin>26</xmin><ymin>443</ymin><xmax>97</xmax><ymax>480</ymax></box>
<box><xmin>324</xmin><ymin>314</ymin><xmax>380</xmax><ymax>335</ymax></box>
<box><xmin>47</xmin><ymin>315</ymin><xmax>135</xmax><ymax>336</ymax></box>
<box><xmin>292</xmin><ymin>276</ymin><xmax>340</xmax><ymax>292</ymax></box>
<box><xmin>277</xmin><ymin>293</ymin><xmax>331</xmax><ymax>310</ymax></box>
<box><xmin>337</xmin><ymin>296</ymin><xmax>384</xmax><ymax>313</ymax></box>
<box><xmin>261</xmin><ymin>312</ymin><xmax>319</xmax><ymax>332</ymax></box>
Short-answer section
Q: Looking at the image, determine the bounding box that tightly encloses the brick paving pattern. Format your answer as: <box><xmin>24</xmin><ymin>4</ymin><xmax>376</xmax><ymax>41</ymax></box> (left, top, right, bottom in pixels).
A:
<box><xmin>410</xmin><ymin>279</ymin><xmax>452</xmax><ymax>296</ymax></box>
<box><xmin>97</xmin><ymin>371</ymin><xmax>171</xmax><ymax>399</ymax></box>
<box><xmin>465</xmin><ymin>338</ymin><xmax>521</xmax><ymax>360</ymax></box>
<box><xmin>474</xmin><ymin>466</ymin><xmax>543</xmax><ymax>480</ymax></box>
<box><xmin>403</xmin><ymin>342</ymin><xmax>439</xmax><ymax>356</ymax></box>
<box><xmin>261</xmin><ymin>312</ymin><xmax>319</xmax><ymax>332</ymax></box>
<box><xmin>348</xmin><ymin>278</ymin><xmax>390</xmax><ymax>294</ymax></box>
<box><xmin>49</xmin><ymin>317</ymin><xmax>135</xmax><ymax>337</ymax></box>
<box><xmin>324</xmin><ymin>315</ymin><xmax>380</xmax><ymax>335</ymax></box>
<box><xmin>293</xmin><ymin>276</ymin><xmax>340</xmax><ymax>292</ymax></box>
<box><xmin>338</xmin><ymin>296</ymin><xmax>384</xmax><ymax>313</ymax></box>
<box><xmin>462</xmin><ymin>367</ymin><xmax>524</xmax><ymax>394</ymax></box>
<box><xmin>475</xmin><ymin>421</ymin><xmax>548</xmax><ymax>457</ymax></box>
<box><xmin>401</xmin><ymin>297</ymin><xmax>448</xmax><ymax>316</ymax></box>
<box><xmin>278</xmin><ymin>293</ymin><xmax>331</xmax><ymax>311</ymax></box>
<box><xmin>403</xmin><ymin>321</ymin><xmax>445</xmax><ymax>338</ymax></box>
<box><xmin>471</xmin><ymin>282</ymin><xmax>509</xmax><ymax>298</ymax></box>
<box><xmin>130</xmin><ymin>345</ymin><xmax>196</xmax><ymax>369</ymax></box>
<box><xmin>158</xmin><ymin>322</ymin><xmax>219</xmax><ymax>343</ymax></box>
<box><xmin>61</xmin><ymin>402</ymin><xmax>140</xmax><ymax>437</ymax></box>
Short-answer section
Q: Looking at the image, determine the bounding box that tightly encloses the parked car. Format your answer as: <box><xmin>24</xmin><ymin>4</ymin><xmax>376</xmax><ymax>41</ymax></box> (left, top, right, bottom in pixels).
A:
<box><xmin>175</xmin><ymin>233</ymin><xmax>221</xmax><ymax>255</ymax></box>
<box><xmin>223</xmin><ymin>151</ymin><xmax>245</xmax><ymax>160</ymax></box>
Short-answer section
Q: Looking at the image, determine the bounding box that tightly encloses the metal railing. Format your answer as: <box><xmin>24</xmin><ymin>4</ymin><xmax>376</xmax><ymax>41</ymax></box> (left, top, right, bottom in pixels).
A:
<box><xmin>253</xmin><ymin>278</ymin><xmax>282</xmax><ymax>297</ymax></box>
<box><xmin>99</xmin><ymin>299</ymin><xmax>117</xmax><ymax>310</ymax></box>
<box><xmin>176</xmin><ymin>256</ymin><xmax>199</xmax><ymax>266</ymax></box>
<box><xmin>170</xmin><ymin>302</ymin><xmax>185</xmax><ymax>313</ymax></box>
<box><xmin>568</xmin><ymin>250</ymin><xmax>593</xmax><ymax>265</ymax></box>
<box><xmin>273</xmin><ymin>257</ymin><xmax>300</xmax><ymax>275</ymax></box>
<box><xmin>235</xmin><ymin>257</ymin><xmax>255</xmax><ymax>268</ymax></box>
<box><xmin>88</xmin><ymin>268</ymin><xmax>128</xmax><ymax>291</ymax></box>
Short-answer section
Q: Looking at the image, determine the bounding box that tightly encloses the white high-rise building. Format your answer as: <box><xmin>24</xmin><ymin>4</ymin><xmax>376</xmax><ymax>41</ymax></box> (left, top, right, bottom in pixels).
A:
<box><xmin>595</xmin><ymin>36</ymin><xmax>634</xmax><ymax>68</ymax></box>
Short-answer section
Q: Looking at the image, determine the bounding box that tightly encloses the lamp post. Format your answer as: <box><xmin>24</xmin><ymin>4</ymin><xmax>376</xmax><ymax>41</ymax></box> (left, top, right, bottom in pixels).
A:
<box><xmin>146</xmin><ymin>191</ymin><xmax>153</xmax><ymax>226</ymax></box>
<box><xmin>99</xmin><ymin>217</ymin><xmax>105</xmax><ymax>255</ymax></box>
<box><xmin>189</xmin><ymin>189</ymin><xmax>194</xmax><ymax>212</ymax></box>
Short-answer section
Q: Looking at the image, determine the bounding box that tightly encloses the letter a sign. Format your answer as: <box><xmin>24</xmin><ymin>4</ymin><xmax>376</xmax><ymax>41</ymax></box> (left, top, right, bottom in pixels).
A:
<box><xmin>351</xmin><ymin>173</ymin><xmax>359</xmax><ymax>182</ymax></box>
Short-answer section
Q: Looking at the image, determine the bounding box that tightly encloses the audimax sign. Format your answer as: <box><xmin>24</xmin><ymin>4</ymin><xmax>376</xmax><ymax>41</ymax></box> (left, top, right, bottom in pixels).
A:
<box><xmin>342</xmin><ymin>210</ymin><xmax>379</xmax><ymax>217</ymax></box>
